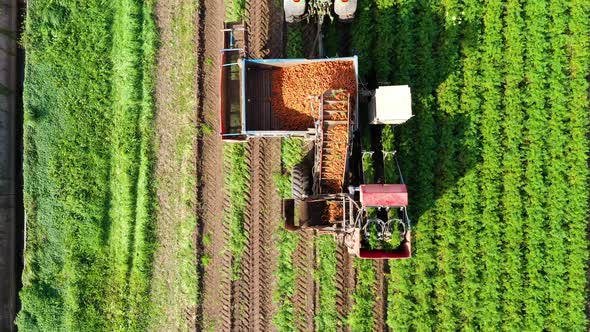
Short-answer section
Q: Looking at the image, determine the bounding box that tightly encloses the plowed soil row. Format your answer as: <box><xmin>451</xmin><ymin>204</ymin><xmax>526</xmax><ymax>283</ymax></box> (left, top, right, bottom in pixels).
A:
<box><xmin>233</xmin><ymin>138</ymin><xmax>282</xmax><ymax>331</ymax></box>
<box><xmin>245</xmin><ymin>0</ymin><xmax>283</xmax><ymax>59</ymax></box>
<box><xmin>373</xmin><ymin>261</ymin><xmax>387</xmax><ymax>332</ymax></box>
<box><xmin>223</xmin><ymin>1</ymin><xmax>286</xmax><ymax>331</ymax></box>
<box><xmin>336</xmin><ymin>244</ymin><xmax>355</xmax><ymax>332</ymax></box>
<box><xmin>293</xmin><ymin>231</ymin><xmax>317</xmax><ymax>332</ymax></box>
<box><xmin>196</xmin><ymin>0</ymin><xmax>232</xmax><ymax>330</ymax></box>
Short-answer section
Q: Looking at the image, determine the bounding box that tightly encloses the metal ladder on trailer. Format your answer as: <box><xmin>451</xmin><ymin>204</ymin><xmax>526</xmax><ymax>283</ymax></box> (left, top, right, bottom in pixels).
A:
<box><xmin>221</xmin><ymin>23</ymin><xmax>247</xmax><ymax>67</ymax></box>
<box><xmin>316</xmin><ymin>90</ymin><xmax>350</xmax><ymax>194</ymax></box>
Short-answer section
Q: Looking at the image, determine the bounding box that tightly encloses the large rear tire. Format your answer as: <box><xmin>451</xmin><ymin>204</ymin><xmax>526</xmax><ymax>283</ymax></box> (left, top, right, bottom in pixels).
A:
<box><xmin>291</xmin><ymin>164</ymin><xmax>310</xmax><ymax>201</ymax></box>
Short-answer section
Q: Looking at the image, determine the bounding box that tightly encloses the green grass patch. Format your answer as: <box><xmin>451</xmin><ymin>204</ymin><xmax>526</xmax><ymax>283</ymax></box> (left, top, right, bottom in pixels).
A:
<box><xmin>18</xmin><ymin>0</ymin><xmax>158</xmax><ymax>330</ymax></box>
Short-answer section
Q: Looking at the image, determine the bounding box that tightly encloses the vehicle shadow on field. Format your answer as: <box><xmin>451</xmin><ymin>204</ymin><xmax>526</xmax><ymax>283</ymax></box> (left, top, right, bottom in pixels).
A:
<box><xmin>317</xmin><ymin>0</ymin><xmax>482</xmax><ymax>226</ymax></box>
<box><xmin>358</xmin><ymin>1</ymin><xmax>483</xmax><ymax>229</ymax></box>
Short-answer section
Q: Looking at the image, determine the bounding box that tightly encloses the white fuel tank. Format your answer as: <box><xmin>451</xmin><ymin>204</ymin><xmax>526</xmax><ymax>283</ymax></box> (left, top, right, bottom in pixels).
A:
<box><xmin>369</xmin><ymin>85</ymin><xmax>413</xmax><ymax>125</ymax></box>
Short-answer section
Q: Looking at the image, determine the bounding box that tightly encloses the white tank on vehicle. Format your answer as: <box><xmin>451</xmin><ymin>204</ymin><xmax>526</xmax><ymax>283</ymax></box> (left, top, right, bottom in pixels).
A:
<box><xmin>369</xmin><ymin>85</ymin><xmax>413</xmax><ymax>125</ymax></box>
<box><xmin>334</xmin><ymin>0</ymin><xmax>357</xmax><ymax>21</ymax></box>
<box><xmin>284</xmin><ymin>0</ymin><xmax>306</xmax><ymax>23</ymax></box>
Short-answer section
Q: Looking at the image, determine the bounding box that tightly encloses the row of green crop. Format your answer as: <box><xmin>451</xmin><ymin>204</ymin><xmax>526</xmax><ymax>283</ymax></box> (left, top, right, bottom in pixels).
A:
<box><xmin>348</xmin><ymin>260</ymin><xmax>377</xmax><ymax>332</ymax></box>
<box><xmin>224</xmin><ymin>143</ymin><xmax>250</xmax><ymax>280</ymax></box>
<box><xmin>273</xmin><ymin>224</ymin><xmax>299</xmax><ymax>332</ymax></box>
<box><xmin>477</xmin><ymin>0</ymin><xmax>503</xmax><ymax>328</ymax></box>
<box><xmin>498</xmin><ymin>0</ymin><xmax>525</xmax><ymax>328</ymax></box>
<box><xmin>18</xmin><ymin>0</ymin><xmax>158</xmax><ymax>331</ymax></box>
<box><xmin>542</xmin><ymin>0</ymin><xmax>568</xmax><ymax>328</ymax></box>
<box><xmin>314</xmin><ymin>236</ymin><xmax>340</xmax><ymax>331</ymax></box>
<box><xmin>225</xmin><ymin>0</ymin><xmax>245</xmax><ymax>22</ymax></box>
<box><xmin>522</xmin><ymin>0</ymin><xmax>550</xmax><ymax>329</ymax></box>
<box><xmin>430</xmin><ymin>0</ymin><xmax>462</xmax><ymax>326</ymax></box>
<box><xmin>346</xmin><ymin>120</ymin><xmax>377</xmax><ymax>331</ymax></box>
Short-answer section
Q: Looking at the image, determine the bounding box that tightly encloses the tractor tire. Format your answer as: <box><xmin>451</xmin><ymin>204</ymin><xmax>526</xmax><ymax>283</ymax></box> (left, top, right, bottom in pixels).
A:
<box><xmin>291</xmin><ymin>164</ymin><xmax>310</xmax><ymax>201</ymax></box>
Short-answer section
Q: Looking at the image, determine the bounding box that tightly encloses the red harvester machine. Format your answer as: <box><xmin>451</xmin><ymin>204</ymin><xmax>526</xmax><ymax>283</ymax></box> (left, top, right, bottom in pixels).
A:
<box><xmin>220</xmin><ymin>23</ymin><xmax>413</xmax><ymax>259</ymax></box>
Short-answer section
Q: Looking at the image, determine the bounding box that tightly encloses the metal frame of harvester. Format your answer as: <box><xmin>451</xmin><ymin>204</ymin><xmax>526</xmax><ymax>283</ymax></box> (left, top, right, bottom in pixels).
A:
<box><xmin>219</xmin><ymin>21</ymin><xmax>414</xmax><ymax>259</ymax></box>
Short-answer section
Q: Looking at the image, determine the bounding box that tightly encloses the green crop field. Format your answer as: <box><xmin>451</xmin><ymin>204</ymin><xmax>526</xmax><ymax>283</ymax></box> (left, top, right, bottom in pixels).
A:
<box><xmin>350</xmin><ymin>0</ymin><xmax>590</xmax><ymax>330</ymax></box>
<box><xmin>18</xmin><ymin>0</ymin><xmax>157</xmax><ymax>330</ymax></box>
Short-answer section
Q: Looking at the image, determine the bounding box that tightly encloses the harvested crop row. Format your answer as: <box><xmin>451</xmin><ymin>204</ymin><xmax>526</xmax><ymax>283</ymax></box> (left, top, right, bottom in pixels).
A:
<box><xmin>271</xmin><ymin>61</ymin><xmax>356</xmax><ymax>130</ymax></box>
<box><xmin>321</xmin><ymin>124</ymin><xmax>348</xmax><ymax>193</ymax></box>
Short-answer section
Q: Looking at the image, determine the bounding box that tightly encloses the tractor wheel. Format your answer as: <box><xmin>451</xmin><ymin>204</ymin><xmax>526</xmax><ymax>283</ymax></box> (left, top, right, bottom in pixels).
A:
<box><xmin>291</xmin><ymin>164</ymin><xmax>310</xmax><ymax>201</ymax></box>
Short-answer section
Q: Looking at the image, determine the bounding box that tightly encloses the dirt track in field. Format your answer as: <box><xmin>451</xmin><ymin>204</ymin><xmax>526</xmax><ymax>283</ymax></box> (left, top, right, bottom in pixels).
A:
<box><xmin>226</xmin><ymin>0</ymin><xmax>285</xmax><ymax>330</ymax></box>
<box><xmin>152</xmin><ymin>1</ymin><xmax>202</xmax><ymax>330</ymax></box>
<box><xmin>195</xmin><ymin>0</ymin><xmax>233</xmax><ymax>330</ymax></box>
<box><xmin>373</xmin><ymin>261</ymin><xmax>387</xmax><ymax>332</ymax></box>
<box><xmin>246</xmin><ymin>0</ymin><xmax>283</xmax><ymax>59</ymax></box>
<box><xmin>230</xmin><ymin>138</ymin><xmax>282</xmax><ymax>331</ymax></box>
<box><xmin>336</xmin><ymin>244</ymin><xmax>355</xmax><ymax>331</ymax></box>
<box><xmin>293</xmin><ymin>231</ymin><xmax>317</xmax><ymax>332</ymax></box>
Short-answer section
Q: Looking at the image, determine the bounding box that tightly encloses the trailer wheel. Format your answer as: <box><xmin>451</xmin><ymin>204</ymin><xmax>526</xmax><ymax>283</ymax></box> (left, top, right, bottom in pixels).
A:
<box><xmin>291</xmin><ymin>164</ymin><xmax>310</xmax><ymax>201</ymax></box>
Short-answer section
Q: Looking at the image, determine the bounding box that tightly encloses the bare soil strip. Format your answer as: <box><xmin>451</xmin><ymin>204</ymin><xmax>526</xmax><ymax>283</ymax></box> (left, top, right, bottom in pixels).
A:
<box><xmin>245</xmin><ymin>0</ymin><xmax>283</xmax><ymax>59</ymax></box>
<box><xmin>336</xmin><ymin>244</ymin><xmax>355</xmax><ymax>332</ymax></box>
<box><xmin>152</xmin><ymin>1</ymin><xmax>201</xmax><ymax>330</ymax></box>
<box><xmin>196</xmin><ymin>0</ymin><xmax>233</xmax><ymax>329</ymax></box>
<box><xmin>373</xmin><ymin>260</ymin><xmax>387</xmax><ymax>332</ymax></box>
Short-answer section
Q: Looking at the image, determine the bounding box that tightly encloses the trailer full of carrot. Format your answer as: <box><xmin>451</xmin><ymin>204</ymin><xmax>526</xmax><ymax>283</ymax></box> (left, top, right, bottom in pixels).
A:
<box><xmin>271</xmin><ymin>61</ymin><xmax>356</xmax><ymax>131</ymax></box>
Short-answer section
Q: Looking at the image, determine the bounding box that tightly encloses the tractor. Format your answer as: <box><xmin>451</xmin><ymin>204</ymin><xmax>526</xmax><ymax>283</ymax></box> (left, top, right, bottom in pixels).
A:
<box><xmin>219</xmin><ymin>20</ymin><xmax>413</xmax><ymax>259</ymax></box>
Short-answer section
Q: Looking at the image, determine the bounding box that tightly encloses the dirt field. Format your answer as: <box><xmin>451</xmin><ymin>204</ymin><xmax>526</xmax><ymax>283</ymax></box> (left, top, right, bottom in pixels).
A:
<box><xmin>151</xmin><ymin>1</ymin><xmax>201</xmax><ymax>330</ymax></box>
<box><xmin>225</xmin><ymin>0</ymin><xmax>285</xmax><ymax>330</ymax></box>
<box><xmin>194</xmin><ymin>0</ymin><xmax>231</xmax><ymax>330</ymax></box>
<box><xmin>152</xmin><ymin>0</ymin><xmax>375</xmax><ymax>330</ymax></box>
<box><xmin>230</xmin><ymin>139</ymin><xmax>282</xmax><ymax>331</ymax></box>
<box><xmin>0</xmin><ymin>1</ymin><xmax>20</xmax><ymax>331</ymax></box>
